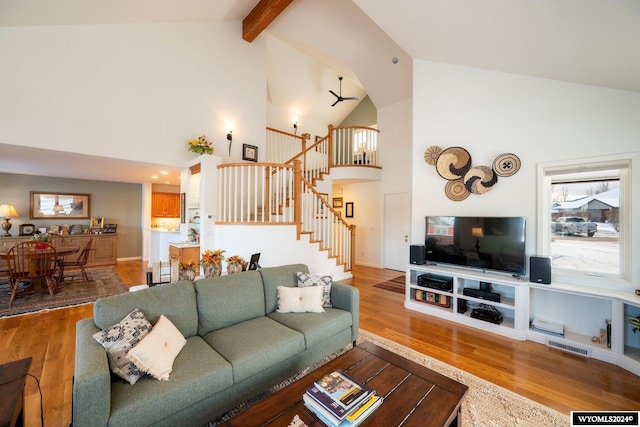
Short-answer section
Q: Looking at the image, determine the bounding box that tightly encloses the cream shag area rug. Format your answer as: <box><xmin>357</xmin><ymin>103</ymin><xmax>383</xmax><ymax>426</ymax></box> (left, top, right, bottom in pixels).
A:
<box><xmin>359</xmin><ymin>330</ymin><xmax>569</xmax><ymax>427</ymax></box>
<box><xmin>211</xmin><ymin>330</ymin><xmax>569</xmax><ymax>426</ymax></box>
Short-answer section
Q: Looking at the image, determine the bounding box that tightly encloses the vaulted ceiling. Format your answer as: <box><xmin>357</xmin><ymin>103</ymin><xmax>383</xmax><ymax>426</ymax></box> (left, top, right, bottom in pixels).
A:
<box><xmin>1</xmin><ymin>0</ymin><xmax>637</xmax><ymax>183</ymax></box>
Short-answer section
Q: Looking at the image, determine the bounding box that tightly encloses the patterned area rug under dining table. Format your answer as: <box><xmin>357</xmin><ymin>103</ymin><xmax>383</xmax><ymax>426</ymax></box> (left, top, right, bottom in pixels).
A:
<box><xmin>0</xmin><ymin>268</ymin><xmax>127</xmax><ymax>317</ymax></box>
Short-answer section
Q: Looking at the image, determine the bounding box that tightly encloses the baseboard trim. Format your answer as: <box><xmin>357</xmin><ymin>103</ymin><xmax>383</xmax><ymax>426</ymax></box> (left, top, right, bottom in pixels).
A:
<box><xmin>117</xmin><ymin>256</ymin><xmax>142</xmax><ymax>262</ymax></box>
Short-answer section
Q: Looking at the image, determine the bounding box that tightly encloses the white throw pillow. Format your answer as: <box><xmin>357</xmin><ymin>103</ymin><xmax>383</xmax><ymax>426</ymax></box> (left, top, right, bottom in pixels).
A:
<box><xmin>276</xmin><ymin>285</ymin><xmax>325</xmax><ymax>313</ymax></box>
<box><xmin>127</xmin><ymin>315</ymin><xmax>187</xmax><ymax>381</ymax></box>
<box><xmin>92</xmin><ymin>308</ymin><xmax>152</xmax><ymax>385</ymax></box>
<box><xmin>296</xmin><ymin>272</ymin><xmax>333</xmax><ymax>308</ymax></box>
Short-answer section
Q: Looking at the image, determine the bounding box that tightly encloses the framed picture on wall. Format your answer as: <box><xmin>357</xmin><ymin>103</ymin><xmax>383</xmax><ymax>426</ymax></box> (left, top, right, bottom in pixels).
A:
<box><xmin>30</xmin><ymin>191</ymin><xmax>90</xmax><ymax>219</ymax></box>
<box><xmin>242</xmin><ymin>144</ymin><xmax>258</xmax><ymax>162</ymax></box>
<box><xmin>333</xmin><ymin>197</ymin><xmax>343</xmax><ymax>208</ymax></box>
<box><xmin>345</xmin><ymin>202</ymin><xmax>354</xmax><ymax>218</ymax></box>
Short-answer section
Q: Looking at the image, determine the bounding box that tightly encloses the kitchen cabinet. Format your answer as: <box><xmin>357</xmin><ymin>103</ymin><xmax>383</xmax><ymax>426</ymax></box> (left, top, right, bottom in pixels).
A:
<box><xmin>169</xmin><ymin>243</ymin><xmax>200</xmax><ymax>266</ymax></box>
<box><xmin>152</xmin><ymin>192</ymin><xmax>180</xmax><ymax>218</ymax></box>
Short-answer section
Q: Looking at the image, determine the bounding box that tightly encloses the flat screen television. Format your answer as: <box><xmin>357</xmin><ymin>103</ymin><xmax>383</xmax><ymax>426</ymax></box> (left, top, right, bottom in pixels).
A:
<box><xmin>425</xmin><ymin>216</ymin><xmax>527</xmax><ymax>276</ymax></box>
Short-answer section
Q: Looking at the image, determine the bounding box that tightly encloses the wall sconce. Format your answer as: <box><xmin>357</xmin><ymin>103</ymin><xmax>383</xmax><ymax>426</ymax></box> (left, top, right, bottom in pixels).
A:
<box><xmin>0</xmin><ymin>204</ymin><xmax>19</xmax><ymax>237</ymax></box>
<box><xmin>227</xmin><ymin>131</ymin><xmax>233</xmax><ymax>156</ymax></box>
<box><xmin>293</xmin><ymin>122</ymin><xmax>298</xmax><ymax>136</ymax></box>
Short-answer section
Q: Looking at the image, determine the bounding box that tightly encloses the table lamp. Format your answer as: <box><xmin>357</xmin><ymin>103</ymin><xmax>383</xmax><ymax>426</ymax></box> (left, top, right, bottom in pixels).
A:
<box><xmin>0</xmin><ymin>204</ymin><xmax>19</xmax><ymax>237</ymax></box>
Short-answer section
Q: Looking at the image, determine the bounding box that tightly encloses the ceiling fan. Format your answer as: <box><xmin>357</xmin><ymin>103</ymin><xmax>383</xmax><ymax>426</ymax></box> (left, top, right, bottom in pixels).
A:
<box><xmin>329</xmin><ymin>76</ymin><xmax>360</xmax><ymax>107</ymax></box>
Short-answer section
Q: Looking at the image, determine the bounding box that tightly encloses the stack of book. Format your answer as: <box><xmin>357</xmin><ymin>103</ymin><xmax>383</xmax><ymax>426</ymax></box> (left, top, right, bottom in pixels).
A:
<box><xmin>303</xmin><ymin>369</ymin><xmax>383</xmax><ymax>426</ymax></box>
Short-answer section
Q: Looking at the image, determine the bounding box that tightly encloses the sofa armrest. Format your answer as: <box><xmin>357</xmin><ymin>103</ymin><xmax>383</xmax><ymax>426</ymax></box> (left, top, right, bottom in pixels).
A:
<box><xmin>330</xmin><ymin>282</ymin><xmax>359</xmax><ymax>343</ymax></box>
<box><xmin>73</xmin><ymin>318</ymin><xmax>111</xmax><ymax>426</ymax></box>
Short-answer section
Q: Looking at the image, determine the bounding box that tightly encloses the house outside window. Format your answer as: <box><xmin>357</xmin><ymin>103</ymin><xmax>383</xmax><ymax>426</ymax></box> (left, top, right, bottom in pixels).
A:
<box><xmin>537</xmin><ymin>155</ymin><xmax>631</xmax><ymax>288</ymax></box>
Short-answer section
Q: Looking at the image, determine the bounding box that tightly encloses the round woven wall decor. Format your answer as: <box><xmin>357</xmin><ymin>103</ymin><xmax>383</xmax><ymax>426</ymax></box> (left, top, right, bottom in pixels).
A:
<box><xmin>493</xmin><ymin>153</ymin><xmax>521</xmax><ymax>177</ymax></box>
<box><xmin>436</xmin><ymin>147</ymin><xmax>472</xmax><ymax>180</ymax></box>
<box><xmin>424</xmin><ymin>146</ymin><xmax>442</xmax><ymax>166</ymax></box>
<box><xmin>444</xmin><ymin>179</ymin><xmax>470</xmax><ymax>201</ymax></box>
<box><xmin>464</xmin><ymin>165</ymin><xmax>498</xmax><ymax>194</ymax></box>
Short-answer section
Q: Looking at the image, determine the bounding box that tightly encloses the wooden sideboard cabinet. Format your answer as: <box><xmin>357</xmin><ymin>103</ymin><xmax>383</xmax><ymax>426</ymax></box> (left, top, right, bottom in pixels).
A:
<box><xmin>0</xmin><ymin>234</ymin><xmax>118</xmax><ymax>269</ymax></box>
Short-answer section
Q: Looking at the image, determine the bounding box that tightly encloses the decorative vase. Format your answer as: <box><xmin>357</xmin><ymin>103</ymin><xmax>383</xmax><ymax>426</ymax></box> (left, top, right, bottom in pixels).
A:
<box><xmin>35</xmin><ymin>243</ymin><xmax>48</xmax><ymax>250</ymax></box>
<box><xmin>203</xmin><ymin>262</ymin><xmax>222</xmax><ymax>278</ymax></box>
<box><xmin>227</xmin><ymin>263</ymin><xmax>243</xmax><ymax>275</ymax></box>
<box><xmin>180</xmin><ymin>269</ymin><xmax>196</xmax><ymax>281</ymax></box>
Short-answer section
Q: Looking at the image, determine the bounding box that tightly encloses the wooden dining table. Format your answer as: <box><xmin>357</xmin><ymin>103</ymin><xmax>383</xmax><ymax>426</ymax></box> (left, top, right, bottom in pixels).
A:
<box><xmin>0</xmin><ymin>245</ymin><xmax>79</xmax><ymax>292</ymax></box>
<box><xmin>0</xmin><ymin>245</ymin><xmax>80</xmax><ymax>259</ymax></box>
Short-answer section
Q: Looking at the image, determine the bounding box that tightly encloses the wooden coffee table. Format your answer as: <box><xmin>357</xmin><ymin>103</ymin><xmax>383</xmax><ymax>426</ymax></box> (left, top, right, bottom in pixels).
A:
<box><xmin>222</xmin><ymin>341</ymin><xmax>468</xmax><ymax>426</ymax></box>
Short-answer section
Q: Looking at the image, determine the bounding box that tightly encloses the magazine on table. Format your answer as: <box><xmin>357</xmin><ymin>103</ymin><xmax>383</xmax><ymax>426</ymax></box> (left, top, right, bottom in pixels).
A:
<box><xmin>313</xmin><ymin>369</ymin><xmax>374</xmax><ymax>410</ymax></box>
<box><xmin>304</xmin><ymin>393</ymin><xmax>383</xmax><ymax>427</ymax></box>
<box><xmin>304</xmin><ymin>369</ymin><xmax>382</xmax><ymax>426</ymax></box>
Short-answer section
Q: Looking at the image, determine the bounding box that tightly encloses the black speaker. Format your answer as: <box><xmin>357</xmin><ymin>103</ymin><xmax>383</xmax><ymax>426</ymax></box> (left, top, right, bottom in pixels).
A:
<box><xmin>529</xmin><ymin>256</ymin><xmax>551</xmax><ymax>284</ymax></box>
<box><xmin>410</xmin><ymin>245</ymin><xmax>426</xmax><ymax>265</ymax></box>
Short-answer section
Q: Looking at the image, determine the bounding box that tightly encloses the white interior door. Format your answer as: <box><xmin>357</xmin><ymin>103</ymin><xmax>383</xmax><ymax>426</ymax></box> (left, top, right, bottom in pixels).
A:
<box><xmin>383</xmin><ymin>193</ymin><xmax>410</xmax><ymax>271</ymax></box>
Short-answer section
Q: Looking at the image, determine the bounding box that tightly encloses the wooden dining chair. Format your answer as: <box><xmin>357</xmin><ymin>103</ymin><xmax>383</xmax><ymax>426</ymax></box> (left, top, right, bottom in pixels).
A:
<box><xmin>48</xmin><ymin>233</ymin><xmax>67</xmax><ymax>247</ymax></box>
<box><xmin>57</xmin><ymin>236</ymin><xmax>93</xmax><ymax>285</ymax></box>
<box><xmin>6</xmin><ymin>241</ymin><xmax>59</xmax><ymax>307</ymax></box>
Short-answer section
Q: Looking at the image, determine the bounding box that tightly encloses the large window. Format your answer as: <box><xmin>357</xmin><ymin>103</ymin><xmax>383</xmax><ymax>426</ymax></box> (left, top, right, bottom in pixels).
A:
<box><xmin>538</xmin><ymin>155</ymin><xmax>631</xmax><ymax>287</ymax></box>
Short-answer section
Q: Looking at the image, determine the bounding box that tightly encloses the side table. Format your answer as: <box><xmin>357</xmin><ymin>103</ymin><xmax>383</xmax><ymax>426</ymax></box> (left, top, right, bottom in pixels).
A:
<box><xmin>0</xmin><ymin>357</ymin><xmax>32</xmax><ymax>427</ymax></box>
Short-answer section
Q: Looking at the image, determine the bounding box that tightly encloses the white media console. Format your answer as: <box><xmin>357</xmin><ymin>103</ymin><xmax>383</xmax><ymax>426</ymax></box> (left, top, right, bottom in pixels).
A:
<box><xmin>405</xmin><ymin>263</ymin><xmax>640</xmax><ymax>376</ymax></box>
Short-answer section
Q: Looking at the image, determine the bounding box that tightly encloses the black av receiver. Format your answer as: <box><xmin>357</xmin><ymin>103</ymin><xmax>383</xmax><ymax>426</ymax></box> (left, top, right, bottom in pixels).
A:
<box><xmin>417</xmin><ymin>273</ymin><xmax>453</xmax><ymax>292</ymax></box>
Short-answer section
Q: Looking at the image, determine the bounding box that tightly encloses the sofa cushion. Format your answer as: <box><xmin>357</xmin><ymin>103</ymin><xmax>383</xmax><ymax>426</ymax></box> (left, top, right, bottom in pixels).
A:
<box><xmin>127</xmin><ymin>315</ymin><xmax>187</xmax><ymax>381</ymax></box>
<box><xmin>94</xmin><ymin>281</ymin><xmax>198</xmax><ymax>338</ymax></box>
<box><xmin>109</xmin><ymin>336</ymin><xmax>233</xmax><ymax>426</ymax></box>
<box><xmin>268</xmin><ymin>308</ymin><xmax>353</xmax><ymax>348</ymax></box>
<box><xmin>202</xmin><ymin>316</ymin><xmax>305</xmax><ymax>383</ymax></box>
<box><xmin>194</xmin><ymin>271</ymin><xmax>265</xmax><ymax>336</ymax></box>
<box><xmin>296</xmin><ymin>272</ymin><xmax>333</xmax><ymax>308</ymax></box>
<box><xmin>92</xmin><ymin>308</ymin><xmax>152</xmax><ymax>385</ymax></box>
<box><xmin>259</xmin><ymin>264</ymin><xmax>310</xmax><ymax>314</ymax></box>
<box><xmin>276</xmin><ymin>285</ymin><xmax>324</xmax><ymax>313</ymax></box>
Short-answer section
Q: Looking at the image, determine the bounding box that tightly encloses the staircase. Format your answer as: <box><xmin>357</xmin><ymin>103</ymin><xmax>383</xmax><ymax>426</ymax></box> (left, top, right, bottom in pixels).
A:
<box><xmin>216</xmin><ymin>125</ymin><xmax>380</xmax><ymax>272</ymax></box>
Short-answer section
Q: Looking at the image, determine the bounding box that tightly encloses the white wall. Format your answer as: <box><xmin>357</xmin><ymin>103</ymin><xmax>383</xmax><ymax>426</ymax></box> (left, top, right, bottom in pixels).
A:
<box><xmin>0</xmin><ymin>22</ymin><xmax>266</xmax><ymax>166</ymax></box>
<box><xmin>214</xmin><ymin>224</ymin><xmax>351</xmax><ymax>281</ymax></box>
<box><xmin>412</xmin><ymin>60</ymin><xmax>640</xmax><ymax>284</ymax></box>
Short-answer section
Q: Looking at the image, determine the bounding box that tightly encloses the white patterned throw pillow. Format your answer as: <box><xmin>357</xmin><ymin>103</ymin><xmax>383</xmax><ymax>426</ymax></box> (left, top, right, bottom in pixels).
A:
<box><xmin>127</xmin><ymin>315</ymin><xmax>187</xmax><ymax>381</ymax></box>
<box><xmin>296</xmin><ymin>272</ymin><xmax>332</xmax><ymax>308</ymax></box>
<box><xmin>276</xmin><ymin>285</ymin><xmax>325</xmax><ymax>313</ymax></box>
<box><xmin>93</xmin><ymin>308</ymin><xmax>152</xmax><ymax>385</ymax></box>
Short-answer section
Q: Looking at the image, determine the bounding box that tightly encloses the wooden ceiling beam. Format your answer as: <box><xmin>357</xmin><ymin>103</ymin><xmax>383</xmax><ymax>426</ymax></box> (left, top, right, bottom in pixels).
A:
<box><xmin>242</xmin><ymin>0</ymin><xmax>295</xmax><ymax>42</ymax></box>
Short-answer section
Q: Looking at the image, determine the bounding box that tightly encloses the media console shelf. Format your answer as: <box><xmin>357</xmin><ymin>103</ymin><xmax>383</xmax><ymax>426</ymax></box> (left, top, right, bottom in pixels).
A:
<box><xmin>405</xmin><ymin>264</ymin><xmax>528</xmax><ymax>341</ymax></box>
<box><xmin>405</xmin><ymin>264</ymin><xmax>640</xmax><ymax>377</ymax></box>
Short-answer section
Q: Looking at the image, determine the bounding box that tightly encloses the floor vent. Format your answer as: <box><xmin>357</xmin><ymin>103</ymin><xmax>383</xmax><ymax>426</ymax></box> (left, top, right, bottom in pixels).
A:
<box><xmin>546</xmin><ymin>338</ymin><xmax>591</xmax><ymax>357</ymax></box>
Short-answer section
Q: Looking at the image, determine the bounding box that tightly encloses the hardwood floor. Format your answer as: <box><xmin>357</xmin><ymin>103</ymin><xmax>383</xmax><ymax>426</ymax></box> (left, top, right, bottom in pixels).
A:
<box><xmin>1</xmin><ymin>261</ymin><xmax>638</xmax><ymax>426</ymax></box>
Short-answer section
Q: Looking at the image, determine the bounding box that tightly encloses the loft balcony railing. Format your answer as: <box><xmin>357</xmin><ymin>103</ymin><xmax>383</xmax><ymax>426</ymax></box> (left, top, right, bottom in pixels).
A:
<box><xmin>267</xmin><ymin>125</ymin><xmax>380</xmax><ymax>178</ymax></box>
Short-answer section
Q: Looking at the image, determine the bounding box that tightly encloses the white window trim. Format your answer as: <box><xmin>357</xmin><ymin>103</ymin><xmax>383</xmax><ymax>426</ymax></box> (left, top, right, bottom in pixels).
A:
<box><xmin>537</xmin><ymin>153</ymin><xmax>635</xmax><ymax>291</ymax></box>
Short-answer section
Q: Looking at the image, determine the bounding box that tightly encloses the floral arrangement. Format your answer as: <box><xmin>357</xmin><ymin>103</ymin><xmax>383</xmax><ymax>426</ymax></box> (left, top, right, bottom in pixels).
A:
<box><xmin>201</xmin><ymin>249</ymin><xmax>225</xmax><ymax>266</ymax></box>
<box><xmin>226</xmin><ymin>255</ymin><xmax>246</xmax><ymax>266</ymax></box>
<box><xmin>178</xmin><ymin>260</ymin><xmax>198</xmax><ymax>272</ymax></box>
<box><xmin>187</xmin><ymin>135</ymin><xmax>214</xmax><ymax>155</ymax></box>
<box><xmin>30</xmin><ymin>233</ymin><xmax>51</xmax><ymax>242</ymax></box>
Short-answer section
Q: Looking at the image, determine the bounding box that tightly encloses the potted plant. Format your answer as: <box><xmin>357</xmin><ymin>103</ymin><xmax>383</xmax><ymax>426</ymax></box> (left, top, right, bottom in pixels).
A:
<box><xmin>200</xmin><ymin>249</ymin><xmax>225</xmax><ymax>278</ymax></box>
<box><xmin>178</xmin><ymin>260</ymin><xmax>198</xmax><ymax>281</ymax></box>
<box><xmin>226</xmin><ymin>255</ymin><xmax>246</xmax><ymax>275</ymax></box>
<box><xmin>30</xmin><ymin>232</ymin><xmax>51</xmax><ymax>249</ymax></box>
<box><xmin>187</xmin><ymin>135</ymin><xmax>214</xmax><ymax>155</ymax></box>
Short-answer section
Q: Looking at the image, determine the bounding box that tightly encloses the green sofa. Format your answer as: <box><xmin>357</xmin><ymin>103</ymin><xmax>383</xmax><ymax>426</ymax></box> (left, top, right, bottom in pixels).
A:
<box><xmin>72</xmin><ymin>264</ymin><xmax>359</xmax><ymax>426</ymax></box>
